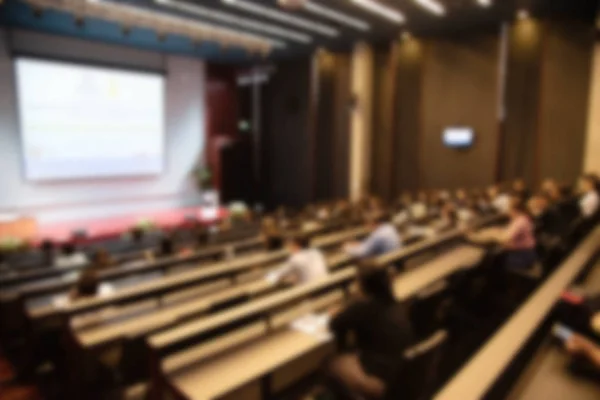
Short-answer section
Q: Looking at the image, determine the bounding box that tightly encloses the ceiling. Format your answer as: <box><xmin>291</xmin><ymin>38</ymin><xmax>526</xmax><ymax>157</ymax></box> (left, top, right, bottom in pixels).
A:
<box><xmin>122</xmin><ymin>0</ymin><xmax>599</xmax><ymax>55</ymax></box>
<box><xmin>1</xmin><ymin>0</ymin><xmax>598</xmax><ymax>60</ymax></box>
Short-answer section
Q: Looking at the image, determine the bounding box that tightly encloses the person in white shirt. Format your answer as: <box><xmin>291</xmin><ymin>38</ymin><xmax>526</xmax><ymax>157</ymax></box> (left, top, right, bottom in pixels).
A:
<box><xmin>488</xmin><ymin>185</ymin><xmax>510</xmax><ymax>213</ymax></box>
<box><xmin>579</xmin><ymin>174</ymin><xmax>600</xmax><ymax>219</ymax></box>
<box><xmin>267</xmin><ymin>234</ymin><xmax>328</xmax><ymax>285</ymax></box>
<box><xmin>54</xmin><ymin>242</ymin><xmax>88</xmax><ymax>268</ymax></box>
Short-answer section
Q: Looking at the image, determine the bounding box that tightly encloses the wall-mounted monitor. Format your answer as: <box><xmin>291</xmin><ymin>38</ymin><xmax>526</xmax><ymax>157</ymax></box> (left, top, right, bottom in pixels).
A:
<box><xmin>442</xmin><ymin>127</ymin><xmax>474</xmax><ymax>149</ymax></box>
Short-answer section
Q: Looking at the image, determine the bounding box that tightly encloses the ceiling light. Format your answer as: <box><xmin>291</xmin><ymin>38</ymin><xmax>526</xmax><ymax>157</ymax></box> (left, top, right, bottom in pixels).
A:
<box><xmin>413</xmin><ymin>0</ymin><xmax>446</xmax><ymax>16</ymax></box>
<box><xmin>477</xmin><ymin>0</ymin><xmax>492</xmax><ymax>7</ymax></box>
<box><xmin>30</xmin><ymin>0</ymin><xmax>285</xmax><ymax>53</ymax></box>
<box><xmin>350</xmin><ymin>0</ymin><xmax>405</xmax><ymax>24</ymax></box>
<box><xmin>155</xmin><ymin>0</ymin><xmax>310</xmax><ymax>43</ymax></box>
<box><xmin>303</xmin><ymin>1</ymin><xmax>370</xmax><ymax>31</ymax></box>
<box><xmin>222</xmin><ymin>0</ymin><xmax>339</xmax><ymax>37</ymax></box>
<box><xmin>517</xmin><ymin>9</ymin><xmax>530</xmax><ymax>20</ymax></box>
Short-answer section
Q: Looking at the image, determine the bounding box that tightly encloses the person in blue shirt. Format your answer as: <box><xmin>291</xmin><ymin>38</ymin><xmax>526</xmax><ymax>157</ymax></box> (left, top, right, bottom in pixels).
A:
<box><xmin>345</xmin><ymin>213</ymin><xmax>402</xmax><ymax>258</ymax></box>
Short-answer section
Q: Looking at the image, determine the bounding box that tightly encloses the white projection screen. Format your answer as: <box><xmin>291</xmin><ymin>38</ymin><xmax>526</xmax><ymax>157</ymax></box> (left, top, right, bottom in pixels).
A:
<box><xmin>15</xmin><ymin>57</ymin><xmax>165</xmax><ymax>181</ymax></box>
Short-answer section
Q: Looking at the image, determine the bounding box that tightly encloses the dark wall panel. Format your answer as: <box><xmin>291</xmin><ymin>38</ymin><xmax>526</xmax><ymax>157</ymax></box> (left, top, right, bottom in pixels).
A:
<box><xmin>371</xmin><ymin>45</ymin><xmax>397</xmax><ymax>200</ymax></box>
<box><xmin>261</xmin><ymin>59</ymin><xmax>312</xmax><ymax>208</ymax></box>
<box><xmin>420</xmin><ymin>35</ymin><xmax>499</xmax><ymax>190</ymax></box>
<box><xmin>537</xmin><ymin>22</ymin><xmax>593</xmax><ymax>184</ymax></box>
<box><xmin>501</xmin><ymin>19</ymin><xmax>543</xmax><ymax>185</ymax></box>
<box><xmin>314</xmin><ymin>52</ymin><xmax>351</xmax><ymax>201</ymax></box>
<box><xmin>394</xmin><ymin>39</ymin><xmax>425</xmax><ymax>194</ymax></box>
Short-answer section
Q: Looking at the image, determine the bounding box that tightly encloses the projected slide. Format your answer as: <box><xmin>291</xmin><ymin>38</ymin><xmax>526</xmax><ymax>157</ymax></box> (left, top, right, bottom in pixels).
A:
<box><xmin>15</xmin><ymin>58</ymin><xmax>165</xmax><ymax>181</ymax></box>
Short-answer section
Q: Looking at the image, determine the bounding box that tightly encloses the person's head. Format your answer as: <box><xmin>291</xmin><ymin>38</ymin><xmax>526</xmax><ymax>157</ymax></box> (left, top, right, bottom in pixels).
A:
<box><xmin>455</xmin><ymin>189</ymin><xmax>467</xmax><ymax>201</ymax></box>
<box><xmin>159</xmin><ymin>235</ymin><xmax>175</xmax><ymax>256</ymax></box>
<box><xmin>286</xmin><ymin>234</ymin><xmax>311</xmax><ymax>253</ymax></box>
<box><xmin>541</xmin><ymin>178</ymin><xmax>557</xmax><ymax>194</ymax></box>
<box><xmin>60</xmin><ymin>242</ymin><xmax>76</xmax><ymax>256</ymax></box>
<box><xmin>417</xmin><ymin>191</ymin><xmax>427</xmax><ymax>203</ymax></box>
<box><xmin>130</xmin><ymin>227</ymin><xmax>144</xmax><ymax>243</ymax></box>
<box><xmin>40</xmin><ymin>239</ymin><xmax>54</xmax><ymax>254</ymax></box>
<box><xmin>513</xmin><ymin>179</ymin><xmax>526</xmax><ymax>192</ymax></box>
<box><xmin>487</xmin><ymin>185</ymin><xmax>499</xmax><ymax>198</ymax></box>
<box><xmin>527</xmin><ymin>195</ymin><xmax>549</xmax><ymax>217</ymax></box>
<box><xmin>508</xmin><ymin>196</ymin><xmax>526</xmax><ymax>218</ymax></box>
<box><xmin>91</xmin><ymin>248</ymin><xmax>111</xmax><ymax>270</ymax></box>
<box><xmin>441</xmin><ymin>203</ymin><xmax>457</xmax><ymax>221</ymax></box>
<box><xmin>357</xmin><ymin>262</ymin><xmax>395</xmax><ymax>304</ymax></box>
<box><xmin>580</xmin><ymin>174</ymin><xmax>597</xmax><ymax>194</ymax></box>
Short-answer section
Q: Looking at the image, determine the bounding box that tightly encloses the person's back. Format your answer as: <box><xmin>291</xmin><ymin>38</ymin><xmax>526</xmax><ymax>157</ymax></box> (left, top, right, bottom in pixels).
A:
<box><xmin>286</xmin><ymin>248</ymin><xmax>328</xmax><ymax>284</ymax></box>
<box><xmin>267</xmin><ymin>235</ymin><xmax>328</xmax><ymax>285</ymax></box>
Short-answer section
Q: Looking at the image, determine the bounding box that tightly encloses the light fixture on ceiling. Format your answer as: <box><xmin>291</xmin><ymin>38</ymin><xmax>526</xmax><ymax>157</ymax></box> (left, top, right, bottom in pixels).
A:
<box><xmin>154</xmin><ymin>0</ymin><xmax>310</xmax><ymax>43</ymax></box>
<box><xmin>222</xmin><ymin>0</ymin><xmax>339</xmax><ymax>37</ymax></box>
<box><xmin>517</xmin><ymin>9</ymin><xmax>530</xmax><ymax>20</ymax></box>
<box><xmin>476</xmin><ymin>0</ymin><xmax>492</xmax><ymax>7</ymax></box>
<box><xmin>303</xmin><ymin>1</ymin><xmax>370</xmax><ymax>31</ymax></box>
<box><xmin>350</xmin><ymin>0</ymin><xmax>405</xmax><ymax>24</ymax></box>
<box><xmin>413</xmin><ymin>0</ymin><xmax>446</xmax><ymax>16</ymax></box>
<box><xmin>27</xmin><ymin>0</ymin><xmax>285</xmax><ymax>53</ymax></box>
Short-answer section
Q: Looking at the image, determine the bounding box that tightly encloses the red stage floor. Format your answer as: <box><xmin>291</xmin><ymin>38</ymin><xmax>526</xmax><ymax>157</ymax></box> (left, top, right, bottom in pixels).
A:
<box><xmin>36</xmin><ymin>206</ymin><xmax>227</xmax><ymax>242</ymax></box>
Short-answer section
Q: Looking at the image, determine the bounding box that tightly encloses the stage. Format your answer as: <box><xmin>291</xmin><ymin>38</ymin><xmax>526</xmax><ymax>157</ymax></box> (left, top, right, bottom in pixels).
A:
<box><xmin>1</xmin><ymin>206</ymin><xmax>227</xmax><ymax>244</ymax></box>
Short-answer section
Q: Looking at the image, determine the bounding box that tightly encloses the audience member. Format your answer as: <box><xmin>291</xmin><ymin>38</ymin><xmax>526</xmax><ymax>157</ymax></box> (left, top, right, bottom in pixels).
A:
<box><xmin>566</xmin><ymin>333</ymin><xmax>600</xmax><ymax>369</ymax></box>
<box><xmin>502</xmin><ymin>197</ymin><xmax>537</xmax><ymax>269</ymax></box>
<box><xmin>512</xmin><ymin>179</ymin><xmax>530</xmax><ymax>201</ymax></box>
<box><xmin>54</xmin><ymin>242</ymin><xmax>88</xmax><ymax>268</ymax></box>
<box><xmin>488</xmin><ymin>185</ymin><xmax>511</xmax><ymax>213</ymax></box>
<box><xmin>266</xmin><ymin>234</ymin><xmax>328</xmax><ymax>285</ymax></box>
<box><xmin>579</xmin><ymin>174</ymin><xmax>600</xmax><ymax>219</ymax></box>
<box><xmin>327</xmin><ymin>264</ymin><xmax>414</xmax><ymax>399</ymax></box>
<box><xmin>527</xmin><ymin>194</ymin><xmax>566</xmax><ymax>238</ymax></box>
<box><xmin>70</xmin><ymin>249</ymin><xmax>113</xmax><ymax>300</ymax></box>
<box><xmin>262</xmin><ymin>217</ymin><xmax>285</xmax><ymax>251</ymax></box>
<box><xmin>40</xmin><ymin>239</ymin><xmax>56</xmax><ymax>267</ymax></box>
<box><xmin>345</xmin><ymin>213</ymin><xmax>401</xmax><ymax>258</ymax></box>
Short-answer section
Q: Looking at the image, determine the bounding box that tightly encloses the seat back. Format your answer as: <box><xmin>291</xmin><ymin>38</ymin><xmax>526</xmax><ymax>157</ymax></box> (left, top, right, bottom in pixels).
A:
<box><xmin>387</xmin><ymin>330</ymin><xmax>448</xmax><ymax>400</ymax></box>
<box><xmin>409</xmin><ymin>281</ymin><xmax>450</xmax><ymax>339</ymax></box>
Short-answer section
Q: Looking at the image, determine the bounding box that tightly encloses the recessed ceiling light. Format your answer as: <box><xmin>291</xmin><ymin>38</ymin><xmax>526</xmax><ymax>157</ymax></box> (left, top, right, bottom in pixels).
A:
<box><xmin>303</xmin><ymin>1</ymin><xmax>370</xmax><ymax>31</ymax></box>
<box><xmin>154</xmin><ymin>0</ymin><xmax>309</xmax><ymax>43</ymax></box>
<box><xmin>477</xmin><ymin>0</ymin><xmax>492</xmax><ymax>7</ymax></box>
<box><xmin>413</xmin><ymin>0</ymin><xmax>446</xmax><ymax>16</ymax></box>
<box><xmin>222</xmin><ymin>0</ymin><xmax>339</xmax><ymax>37</ymax></box>
<box><xmin>350</xmin><ymin>0</ymin><xmax>405</xmax><ymax>24</ymax></box>
<box><xmin>517</xmin><ymin>9</ymin><xmax>530</xmax><ymax>20</ymax></box>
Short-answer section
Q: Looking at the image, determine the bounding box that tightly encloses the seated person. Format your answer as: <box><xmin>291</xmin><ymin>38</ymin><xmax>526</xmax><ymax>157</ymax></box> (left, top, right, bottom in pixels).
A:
<box><xmin>262</xmin><ymin>217</ymin><xmax>285</xmax><ymax>251</ymax></box>
<box><xmin>40</xmin><ymin>239</ymin><xmax>56</xmax><ymax>267</ymax></box>
<box><xmin>468</xmin><ymin>197</ymin><xmax>536</xmax><ymax>269</ymax></box>
<box><xmin>327</xmin><ymin>264</ymin><xmax>414</xmax><ymax>399</ymax></box>
<box><xmin>527</xmin><ymin>194</ymin><xmax>566</xmax><ymax>238</ymax></box>
<box><xmin>266</xmin><ymin>234</ymin><xmax>328</xmax><ymax>285</ymax></box>
<box><xmin>579</xmin><ymin>174</ymin><xmax>600</xmax><ymax>219</ymax></box>
<box><xmin>70</xmin><ymin>249</ymin><xmax>113</xmax><ymax>300</ymax></box>
<box><xmin>345</xmin><ymin>213</ymin><xmax>402</xmax><ymax>258</ymax></box>
<box><xmin>54</xmin><ymin>242</ymin><xmax>88</xmax><ymax>268</ymax></box>
<box><xmin>512</xmin><ymin>178</ymin><xmax>530</xmax><ymax>201</ymax></box>
<box><xmin>147</xmin><ymin>234</ymin><xmax>176</xmax><ymax>261</ymax></box>
<box><xmin>454</xmin><ymin>188</ymin><xmax>468</xmax><ymax>208</ymax></box>
<box><xmin>488</xmin><ymin>184</ymin><xmax>511</xmax><ymax>213</ymax></box>
<box><xmin>410</xmin><ymin>192</ymin><xmax>429</xmax><ymax>221</ymax></box>
<box><xmin>434</xmin><ymin>203</ymin><xmax>458</xmax><ymax>231</ymax></box>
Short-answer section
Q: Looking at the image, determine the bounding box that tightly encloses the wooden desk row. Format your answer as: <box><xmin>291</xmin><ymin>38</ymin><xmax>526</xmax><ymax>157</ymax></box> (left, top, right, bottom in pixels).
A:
<box><xmin>27</xmin><ymin>223</ymin><xmax>375</xmax><ymax>328</ymax></box>
<box><xmin>155</xmin><ymin>245</ymin><xmax>486</xmax><ymax>400</ymax></box>
<box><xmin>433</xmin><ymin>226</ymin><xmax>600</xmax><ymax>400</ymax></box>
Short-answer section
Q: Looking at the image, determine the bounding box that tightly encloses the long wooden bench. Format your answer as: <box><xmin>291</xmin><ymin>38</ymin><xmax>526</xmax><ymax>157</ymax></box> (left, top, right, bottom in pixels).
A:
<box><xmin>433</xmin><ymin>226</ymin><xmax>600</xmax><ymax>400</ymax></box>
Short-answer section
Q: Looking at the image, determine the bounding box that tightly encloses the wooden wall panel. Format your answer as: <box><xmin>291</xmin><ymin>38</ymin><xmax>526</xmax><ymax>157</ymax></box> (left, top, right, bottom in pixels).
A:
<box><xmin>393</xmin><ymin>38</ymin><xmax>425</xmax><ymax>194</ymax></box>
<box><xmin>371</xmin><ymin>45</ymin><xmax>398</xmax><ymax>200</ymax></box>
<box><xmin>500</xmin><ymin>19</ymin><xmax>543</xmax><ymax>185</ymax></box>
<box><xmin>420</xmin><ymin>34</ymin><xmax>500</xmax><ymax>190</ymax></box>
<box><xmin>260</xmin><ymin>59</ymin><xmax>312</xmax><ymax>208</ymax></box>
<box><xmin>314</xmin><ymin>52</ymin><xmax>351</xmax><ymax>201</ymax></box>
<box><xmin>537</xmin><ymin>22</ymin><xmax>593</xmax><ymax>184</ymax></box>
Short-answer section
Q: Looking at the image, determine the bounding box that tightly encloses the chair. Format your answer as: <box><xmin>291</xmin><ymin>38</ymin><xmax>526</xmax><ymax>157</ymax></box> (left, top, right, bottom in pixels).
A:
<box><xmin>409</xmin><ymin>281</ymin><xmax>451</xmax><ymax>339</ymax></box>
<box><xmin>387</xmin><ymin>330</ymin><xmax>448</xmax><ymax>400</ymax></box>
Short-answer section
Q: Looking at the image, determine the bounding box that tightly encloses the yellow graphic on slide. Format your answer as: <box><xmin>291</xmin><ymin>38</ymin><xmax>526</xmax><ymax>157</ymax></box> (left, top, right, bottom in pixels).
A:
<box><xmin>108</xmin><ymin>78</ymin><xmax>118</xmax><ymax>98</ymax></box>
